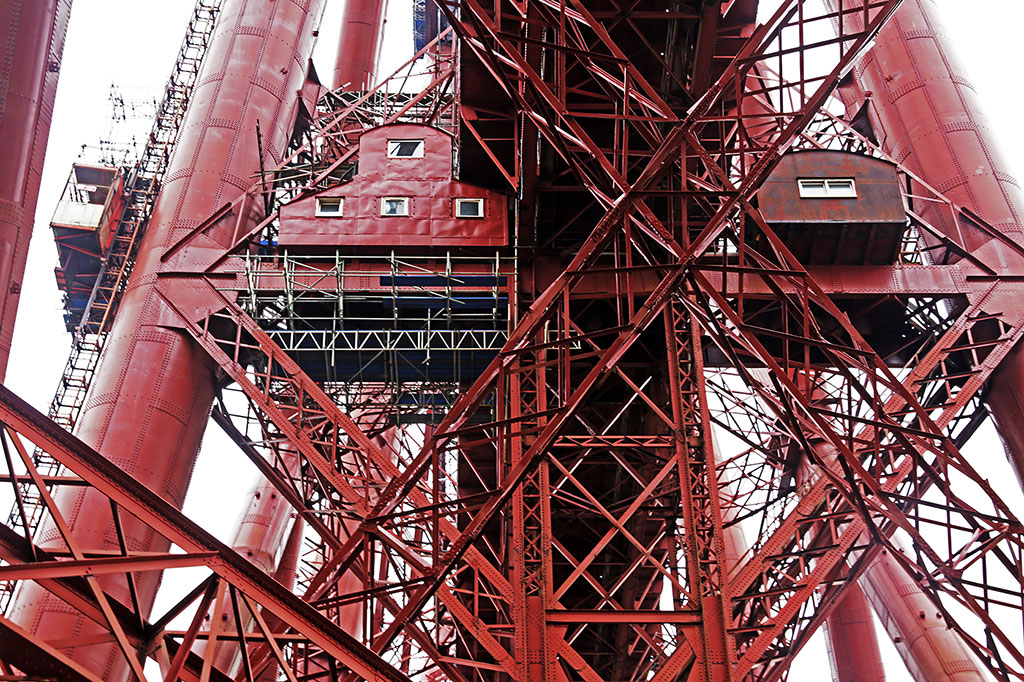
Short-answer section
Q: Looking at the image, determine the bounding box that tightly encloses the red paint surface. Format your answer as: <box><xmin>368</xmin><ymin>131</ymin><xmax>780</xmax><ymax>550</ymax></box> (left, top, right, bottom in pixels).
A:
<box><xmin>0</xmin><ymin>0</ymin><xmax>71</xmax><ymax>379</ymax></box>
<box><xmin>5</xmin><ymin>1</ymin><xmax>1006</xmax><ymax>678</ymax></box>
<box><xmin>195</xmin><ymin>448</ymin><xmax>302</xmax><ymax>674</ymax></box>
<box><xmin>279</xmin><ymin>124</ymin><xmax>507</xmax><ymax>248</ymax></box>
<box><xmin>759</xmin><ymin>151</ymin><xmax>904</xmax><ymax>226</ymax></box>
<box><xmin>758</xmin><ymin>150</ymin><xmax>905</xmax><ymax>265</ymax></box>
<box><xmin>334</xmin><ymin>0</ymin><xmax>386</xmax><ymax>91</ymax></box>
<box><xmin>858</xmin><ymin>549</ymin><xmax>985</xmax><ymax>682</ymax></box>
<box><xmin>808</xmin><ymin>436</ymin><xmax>984</xmax><ymax>681</ymax></box>
<box><xmin>836</xmin><ymin>0</ymin><xmax>1024</xmax><ymax>262</ymax></box>
<box><xmin>833</xmin><ymin>0</ymin><xmax>1024</xmax><ymax>496</ymax></box>
<box><xmin>8</xmin><ymin>0</ymin><xmax>324</xmax><ymax>678</ymax></box>
<box><xmin>823</xmin><ymin>583</ymin><xmax>888</xmax><ymax>682</ymax></box>
<box><xmin>797</xmin><ymin>438</ymin><xmax>887</xmax><ymax>682</ymax></box>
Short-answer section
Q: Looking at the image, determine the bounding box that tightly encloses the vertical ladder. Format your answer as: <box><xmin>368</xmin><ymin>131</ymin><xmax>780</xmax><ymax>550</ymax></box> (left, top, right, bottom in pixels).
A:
<box><xmin>1</xmin><ymin>0</ymin><xmax>224</xmax><ymax>613</ymax></box>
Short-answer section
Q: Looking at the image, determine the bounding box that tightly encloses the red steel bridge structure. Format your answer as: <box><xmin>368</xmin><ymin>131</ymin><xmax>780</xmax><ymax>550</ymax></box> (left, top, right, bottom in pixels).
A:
<box><xmin>1</xmin><ymin>0</ymin><xmax>1024</xmax><ymax>681</ymax></box>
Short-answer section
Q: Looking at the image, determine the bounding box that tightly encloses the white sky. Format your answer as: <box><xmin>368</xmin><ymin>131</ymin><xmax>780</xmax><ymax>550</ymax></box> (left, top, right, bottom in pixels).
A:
<box><xmin>6</xmin><ymin>1</ymin><xmax>1024</xmax><ymax>680</ymax></box>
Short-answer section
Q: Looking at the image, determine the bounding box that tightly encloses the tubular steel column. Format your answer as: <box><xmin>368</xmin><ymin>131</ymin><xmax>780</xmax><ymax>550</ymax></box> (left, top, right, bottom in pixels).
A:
<box><xmin>792</xmin><ymin>375</ymin><xmax>887</xmax><ymax>682</ymax></box>
<box><xmin>259</xmin><ymin>516</ymin><xmax>305</xmax><ymax>682</ymax></box>
<box><xmin>823</xmin><ymin>585</ymin><xmax>888</xmax><ymax>682</ymax></box>
<box><xmin>333</xmin><ymin>0</ymin><xmax>387</xmax><ymax>90</ymax></box>
<box><xmin>195</xmin><ymin>447</ymin><xmax>303</xmax><ymax>674</ymax></box>
<box><xmin>0</xmin><ymin>0</ymin><xmax>71</xmax><ymax>379</ymax></box>
<box><xmin>858</xmin><ymin>550</ymin><xmax>986</xmax><ymax>682</ymax></box>
<box><xmin>806</xmin><ymin>438</ymin><xmax>986</xmax><ymax>682</ymax></box>
<box><xmin>830</xmin><ymin>0</ymin><xmax>1024</xmax><ymax>484</ymax></box>
<box><xmin>7</xmin><ymin>0</ymin><xmax>325</xmax><ymax>678</ymax></box>
<box><xmin>13</xmin><ymin>1</ymin><xmax>1024</xmax><ymax>680</ymax></box>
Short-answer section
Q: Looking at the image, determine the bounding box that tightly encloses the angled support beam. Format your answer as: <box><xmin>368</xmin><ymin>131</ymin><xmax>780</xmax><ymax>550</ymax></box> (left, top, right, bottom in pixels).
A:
<box><xmin>0</xmin><ymin>383</ymin><xmax>410</xmax><ymax>682</ymax></box>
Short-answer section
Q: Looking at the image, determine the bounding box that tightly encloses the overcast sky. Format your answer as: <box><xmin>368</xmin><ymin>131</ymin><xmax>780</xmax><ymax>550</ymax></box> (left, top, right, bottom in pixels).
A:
<box><xmin>6</xmin><ymin>1</ymin><xmax>1024</xmax><ymax>679</ymax></box>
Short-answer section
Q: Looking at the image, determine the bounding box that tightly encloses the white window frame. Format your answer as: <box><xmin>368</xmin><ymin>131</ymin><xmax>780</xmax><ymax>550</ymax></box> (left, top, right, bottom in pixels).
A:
<box><xmin>387</xmin><ymin>139</ymin><xmax>425</xmax><ymax>158</ymax></box>
<box><xmin>381</xmin><ymin>197</ymin><xmax>410</xmax><ymax>216</ymax></box>
<box><xmin>797</xmin><ymin>178</ymin><xmax>857</xmax><ymax>198</ymax></box>
<box><xmin>315</xmin><ymin>196</ymin><xmax>343</xmax><ymax>217</ymax></box>
<box><xmin>455</xmin><ymin>198</ymin><xmax>485</xmax><ymax>218</ymax></box>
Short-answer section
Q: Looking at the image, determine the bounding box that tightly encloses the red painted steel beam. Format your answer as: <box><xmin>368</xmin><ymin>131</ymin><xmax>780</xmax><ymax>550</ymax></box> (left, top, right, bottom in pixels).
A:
<box><xmin>0</xmin><ymin>381</ymin><xmax>411</xmax><ymax>682</ymax></box>
<box><xmin>544</xmin><ymin>610</ymin><xmax>701</xmax><ymax>625</ymax></box>
<box><xmin>536</xmin><ymin>263</ymin><xmax>972</xmax><ymax>298</ymax></box>
<box><xmin>831</xmin><ymin>0</ymin><xmax>1024</xmax><ymax>488</ymax></box>
<box><xmin>800</xmin><ymin>430</ymin><xmax>990</xmax><ymax>682</ymax></box>
<box><xmin>0</xmin><ymin>552</ymin><xmax>217</xmax><ymax>581</ymax></box>
<box><xmin>95</xmin><ymin>2</ymin><xmax>1024</xmax><ymax>681</ymax></box>
<box><xmin>213</xmin><ymin>260</ymin><xmax>971</xmax><ymax>297</ymax></box>
<box><xmin>334</xmin><ymin>0</ymin><xmax>387</xmax><ymax>91</ymax></box>
<box><xmin>5</xmin><ymin>0</ymin><xmax>326</xmax><ymax>678</ymax></box>
<box><xmin>172</xmin><ymin>2</ymin><xmax>933</xmax><ymax>675</ymax></box>
<box><xmin>794</xmin><ymin>441</ymin><xmax>888</xmax><ymax>682</ymax></box>
<box><xmin>733</xmin><ymin>60</ymin><xmax>1024</xmax><ymax>676</ymax></box>
<box><xmin>822</xmin><ymin>4</ymin><xmax>1024</xmax><ymax>678</ymax></box>
<box><xmin>774</xmin><ymin>363</ymin><xmax>888</xmax><ymax>682</ymax></box>
<box><xmin>0</xmin><ymin>0</ymin><xmax>71</xmax><ymax>379</ymax></box>
<box><xmin>256</xmin><ymin>517</ymin><xmax>304</xmax><ymax>682</ymax></box>
<box><xmin>206</xmin><ymin>446</ymin><xmax>301</xmax><ymax>657</ymax></box>
<box><xmin>0</xmin><ymin>520</ymin><xmax>235</xmax><ymax>681</ymax></box>
<box><xmin>210</xmin><ymin>405</ymin><xmax>342</xmax><ymax>548</ymax></box>
<box><xmin>798</xmin><ymin>436</ymin><xmax>987</xmax><ymax>681</ymax></box>
<box><xmin>361</xmin><ymin>0</ymin><xmax>902</xmax><ymax>612</ymax></box>
<box><xmin>0</xmin><ymin>521</ymin><xmax>145</xmax><ymax>648</ymax></box>
<box><xmin>0</xmin><ymin>615</ymin><xmax>104</xmax><ymax>682</ymax></box>
<box><xmin>689</xmin><ymin>257</ymin><xmax>1024</xmax><ymax>678</ymax></box>
<box><xmin>161</xmin><ymin>288</ymin><xmax>518</xmax><ymax>679</ymax></box>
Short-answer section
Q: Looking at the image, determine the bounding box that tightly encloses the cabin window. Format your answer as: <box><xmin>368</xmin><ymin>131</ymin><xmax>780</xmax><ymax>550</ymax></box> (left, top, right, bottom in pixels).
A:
<box><xmin>315</xmin><ymin>197</ymin><xmax>343</xmax><ymax>216</ymax></box>
<box><xmin>798</xmin><ymin>178</ymin><xmax>857</xmax><ymax>198</ymax></box>
<box><xmin>381</xmin><ymin>197</ymin><xmax>410</xmax><ymax>216</ymax></box>
<box><xmin>455</xmin><ymin>198</ymin><xmax>484</xmax><ymax>218</ymax></box>
<box><xmin>387</xmin><ymin>139</ymin><xmax>425</xmax><ymax>158</ymax></box>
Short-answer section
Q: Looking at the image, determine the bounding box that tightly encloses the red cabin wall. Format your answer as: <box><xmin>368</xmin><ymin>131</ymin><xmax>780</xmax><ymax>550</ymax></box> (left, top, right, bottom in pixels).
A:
<box><xmin>759</xmin><ymin>150</ymin><xmax>904</xmax><ymax>225</ymax></box>
<box><xmin>279</xmin><ymin>124</ymin><xmax>508</xmax><ymax>248</ymax></box>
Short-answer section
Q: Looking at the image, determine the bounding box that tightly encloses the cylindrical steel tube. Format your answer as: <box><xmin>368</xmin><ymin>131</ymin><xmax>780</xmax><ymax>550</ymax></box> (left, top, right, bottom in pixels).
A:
<box><xmin>799</xmin><ymin>442</ymin><xmax>887</xmax><ymax>682</ymax></box>
<box><xmin>832</xmin><ymin>0</ymin><xmax>1024</xmax><ymax>258</ymax></box>
<box><xmin>828</xmin><ymin>0</ymin><xmax>1024</xmax><ymax>484</ymax></box>
<box><xmin>806</xmin><ymin>440</ymin><xmax>985</xmax><ymax>682</ymax></box>
<box><xmin>0</xmin><ymin>0</ymin><xmax>71</xmax><ymax>379</ymax></box>
<box><xmin>823</xmin><ymin>583</ymin><xmax>888</xmax><ymax>682</ymax></box>
<box><xmin>197</xmin><ymin>448</ymin><xmax>303</xmax><ymax>674</ymax></box>
<box><xmin>858</xmin><ymin>548</ymin><xmax>985</xmax><ymax>682</ymax></box>
<box><xmin>333</xmin><ymin>0</ymin><xmax>387</xmax><ymax>90</ymax></box>
<box><xmin>9</xmin><ymin>1</ymin><xmax>325</xmax><ymax>678</ymax></box>
<box><xmin>259</xmin><ymin>516</ymin><xmax>305</xmax><ymax>681</ymax></box>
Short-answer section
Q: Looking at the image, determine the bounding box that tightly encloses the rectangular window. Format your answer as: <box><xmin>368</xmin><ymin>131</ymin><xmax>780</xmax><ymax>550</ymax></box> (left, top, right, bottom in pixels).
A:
<box><xmin>381</xmin><ymin>197</ymin><xmax>410</xmax><ymax>216</ymax></box>
<box><xmin>387</xmin><ymin>139</ymin><xmax>425</xmax><ymax>158</ymax></box>
<box><xmin>798</xmin><ymin>178</ymin><xmax>857</xmax><ymax>198</ymax></box>
<box><xmin>315</xmin><ymin>196</ymin><xmax>343</xmax><ymax>216</ymax></box>
<box><xmin>455</xmin><ymin>198</ymin><xmax>484</xmax><ymax>218</ymax></box>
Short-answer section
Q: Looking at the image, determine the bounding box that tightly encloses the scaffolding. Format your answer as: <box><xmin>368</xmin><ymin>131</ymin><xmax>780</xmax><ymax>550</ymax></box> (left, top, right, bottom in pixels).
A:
<box><xmin>230</xmin><ymin>251</ymin><xmax>511</xmax><ymax>386</ymax></box>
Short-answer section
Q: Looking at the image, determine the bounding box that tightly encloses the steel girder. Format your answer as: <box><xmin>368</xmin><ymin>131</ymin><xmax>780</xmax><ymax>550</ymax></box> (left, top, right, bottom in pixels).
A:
<box><xmin>4</xmin><ymin>1</ymin><xmax>1024</xmax><ymax>681</ymax></box>
<box><xmin>0</xmin><ymin>384</ymin><xmax>410</xmax><ymax>682</ymax></box>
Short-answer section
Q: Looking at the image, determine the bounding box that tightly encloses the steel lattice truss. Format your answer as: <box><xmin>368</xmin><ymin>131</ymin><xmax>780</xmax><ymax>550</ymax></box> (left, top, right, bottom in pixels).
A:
<box><xmin>2</xmin><ymin>1</ymin><xmax>1024</xmax><ymax>681</ymax></box>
